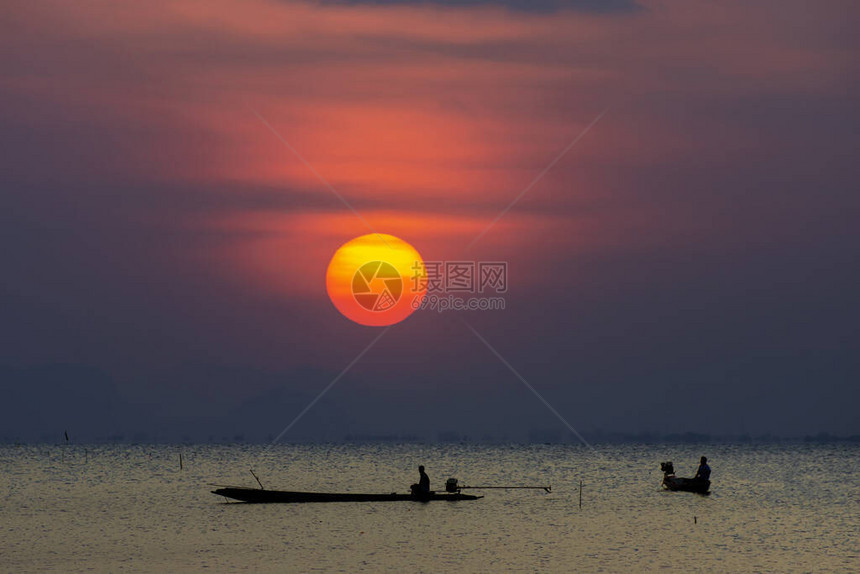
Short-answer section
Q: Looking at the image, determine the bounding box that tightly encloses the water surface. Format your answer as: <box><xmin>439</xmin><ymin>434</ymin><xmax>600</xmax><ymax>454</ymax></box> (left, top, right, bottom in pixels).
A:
<box><xmin>1</xmin><ymin>443</ymin><xmax>857</xmax><ymax>572</ymax></box>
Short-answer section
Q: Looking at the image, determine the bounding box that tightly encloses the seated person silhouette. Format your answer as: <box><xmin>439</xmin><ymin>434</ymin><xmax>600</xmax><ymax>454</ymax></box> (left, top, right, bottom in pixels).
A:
<box><xmin>695</xmin><ymin>456</ymin><xmax>711</xmax><ymax>481</ymax></box>
<box><xmin>410</xmin><ymin>465</ymin><xmax>431</xmax><ymax>497</ymax></box>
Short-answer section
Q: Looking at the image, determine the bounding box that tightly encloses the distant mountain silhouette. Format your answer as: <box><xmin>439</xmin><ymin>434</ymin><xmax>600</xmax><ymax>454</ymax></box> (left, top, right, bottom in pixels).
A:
<box><xmin>0</xmin><ymin>363</ymin><xmax>128</xmax><ymax>442</ymax></box>
<box><xmin>2</xmin><ymin>363</ymin><xmax>857</xmax><ymax>444</ymax></box>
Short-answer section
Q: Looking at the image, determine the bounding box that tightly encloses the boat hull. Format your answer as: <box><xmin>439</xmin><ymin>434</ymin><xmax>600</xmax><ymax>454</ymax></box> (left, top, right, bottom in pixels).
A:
<box><xmin>662</xmin><ymin>476</ymin><xmax>710</xmax><ymax>494</ymax></box>
<box><xmin>212</xmin><ymin>487</ymin><xmax>483</xmax><ymax>503</ymax></box>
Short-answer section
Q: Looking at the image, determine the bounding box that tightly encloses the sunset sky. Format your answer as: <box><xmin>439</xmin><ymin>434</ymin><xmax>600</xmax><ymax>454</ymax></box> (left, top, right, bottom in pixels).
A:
<box><xmin>1</xmin><ymin>0</ymin><xmax>857</xmax><ymax>441</ymax></box>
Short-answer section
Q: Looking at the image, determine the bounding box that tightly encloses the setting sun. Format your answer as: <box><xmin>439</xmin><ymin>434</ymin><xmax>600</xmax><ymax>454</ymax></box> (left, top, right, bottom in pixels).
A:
<box><xmin>326</xmin><ymin>233</ymin><xmax>426</xmax><ymax>326</ymax></box>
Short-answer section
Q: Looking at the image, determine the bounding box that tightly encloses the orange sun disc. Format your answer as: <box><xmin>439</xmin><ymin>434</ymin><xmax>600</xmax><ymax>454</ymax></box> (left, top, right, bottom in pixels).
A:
<box><xmin>326</xmin><ymin>233</ymin><xmax>427</xmax><ymax>326</ymax></box>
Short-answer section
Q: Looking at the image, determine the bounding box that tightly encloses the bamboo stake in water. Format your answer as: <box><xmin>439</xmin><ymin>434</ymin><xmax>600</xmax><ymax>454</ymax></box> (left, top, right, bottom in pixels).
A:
<box><xmin>579</xmin><ymin>480</ymin><xmax>582</xmax><ymax>509</ymax></box>
<box><xmin>179</xmin><ymin>451</ymin><xmax>183</xmax><ymax>470</ymax></box>
<box><xmin>250</xmin><ymin>469</ymin><xmax>265</xmax><ymax>490</ymax></box>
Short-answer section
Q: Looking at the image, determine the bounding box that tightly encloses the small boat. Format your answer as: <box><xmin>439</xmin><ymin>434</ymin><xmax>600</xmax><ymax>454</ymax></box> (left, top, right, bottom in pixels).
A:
<box><xmin>212</xmin><ymin>486</ymin><xmax>483</xmax><ymax>504</ymax></box>
<box><xmin>660</xmin><ymin>462</ymin><xmax>710</xmax><ymax>494</ymax></box>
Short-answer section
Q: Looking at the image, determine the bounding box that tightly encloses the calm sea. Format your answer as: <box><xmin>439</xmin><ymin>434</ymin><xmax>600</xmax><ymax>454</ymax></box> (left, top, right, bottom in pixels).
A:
<box><xmin>1</xmin><ymin>443</ymin><xmax>857</xmax><ymax>572</ymax></box>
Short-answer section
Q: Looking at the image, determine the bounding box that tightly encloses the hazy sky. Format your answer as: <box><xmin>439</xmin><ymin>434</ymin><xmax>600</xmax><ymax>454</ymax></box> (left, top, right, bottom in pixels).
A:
<box><xmin>1</xmin><ymin>0</ymin><xmax>857</xmax><ymax>441</ymax></box>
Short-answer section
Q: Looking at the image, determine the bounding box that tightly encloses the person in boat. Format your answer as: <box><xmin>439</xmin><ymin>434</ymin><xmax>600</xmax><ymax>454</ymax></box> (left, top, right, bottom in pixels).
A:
<box><xmin>411</xmin><ymin>465</ymin><xmax>431</xmax><ymax>497</ymax></box>
<box><xmin>694</xmin><ymin>456</ymin><xmax>711</xmax><ymax>481</ymax></box>
<box><xmin>418</xmin><ymin>465</ymin><xmax>430</xmax><ymax>493</ymax></box>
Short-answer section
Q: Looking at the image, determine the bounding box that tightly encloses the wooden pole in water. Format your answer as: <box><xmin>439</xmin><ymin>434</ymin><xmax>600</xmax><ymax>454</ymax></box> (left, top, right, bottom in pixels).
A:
<box><xmin>179</xmin><ymin>451</ymin><xmax>183</xmax><ymax>470</ymax></box>
<box><xmin>579</xmin><ymin>480</ymin><xmax>582</xmax><ymax>509</ymax></box>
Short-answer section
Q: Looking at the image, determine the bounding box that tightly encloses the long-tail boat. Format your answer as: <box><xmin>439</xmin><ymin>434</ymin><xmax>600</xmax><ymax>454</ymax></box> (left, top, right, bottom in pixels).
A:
<box><xmin>211</xmin><ymin>486</ymin><xmax>482</xmax><ymax>503</ymax></box>
<box><xmin>660</xmin><ymin>461</ymin><xmax>711</xmax><ymax>494</ymax></box>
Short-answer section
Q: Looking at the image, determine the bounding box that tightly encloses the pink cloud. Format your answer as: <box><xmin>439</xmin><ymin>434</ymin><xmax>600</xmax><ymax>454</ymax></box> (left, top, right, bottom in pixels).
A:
<box><xmin>1</xmin><ymin>0</ymin><xmax>853</xmax><ymax>302</ymax></box>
